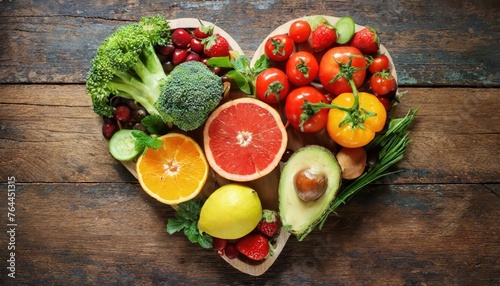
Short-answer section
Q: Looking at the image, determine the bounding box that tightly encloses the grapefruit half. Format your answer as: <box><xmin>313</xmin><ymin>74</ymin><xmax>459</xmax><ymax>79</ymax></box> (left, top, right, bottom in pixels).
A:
<box><xmin>203</xmin><ymin>97</ymin><xmax>288</xmax><ymax>182</ymax></box>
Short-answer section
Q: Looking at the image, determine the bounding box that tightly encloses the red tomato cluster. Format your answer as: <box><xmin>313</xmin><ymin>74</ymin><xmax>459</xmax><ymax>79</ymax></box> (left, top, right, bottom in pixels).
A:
<box><xmin>255</xmin><ymin>18</ymin><xmax>399</xmax><ymax>147</ymax></box>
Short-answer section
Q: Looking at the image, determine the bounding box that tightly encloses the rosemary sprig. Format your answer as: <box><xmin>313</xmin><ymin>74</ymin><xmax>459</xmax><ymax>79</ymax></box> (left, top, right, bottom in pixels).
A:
<box><xmin>296</xmin><ymin>108</ymin><xmax>417</xmax><ymax>241</ymax></box>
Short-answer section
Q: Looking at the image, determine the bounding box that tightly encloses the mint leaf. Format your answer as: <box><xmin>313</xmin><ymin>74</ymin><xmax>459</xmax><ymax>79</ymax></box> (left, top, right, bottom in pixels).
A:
<box><xmin>184</xmin><ymin>223</ymin><xmax>201</xmax><ymax>243</ymax></box>
<box><xmin>206</xmin><ymin>56</ymin><xmax>233</xmax><ymax>68</ymax></box>
<box><xmin>141</xmin><ymin>114</ymin><xmax>169</xmax><ymax>135</ymax></box>
<box><xmin>197</xmin><ymin>233</ymin><xmax>213</xmax><ymax>249</ymax></box>
<box><xmin>230</xmin><ymin>55</ymin><xmax>251</xmax><ymax>74</ymax></box>
<box><xmin>166</xmin><ymin>200</ymin><xmax>213</xmax><ymax>249</ymax></box>
<box><xmin>131</xmin><ymin>130</ymin><xmax>163</xmax><ymax>152</ymax></box>
<box><xmin>166</xmin><ymin>219</ymin><xmax>186</xmax><ymax>234</ymax></box>
<box><xmin>209</xmin><ymin>54</ymin><xmax>271</xmax><ymax>96</ymax></box>
<box><xmin>227</xmin><ymin>70</ymin><xmax>251</xmax><ymax>94</ymax></box>
<box><xmin>252</xmin><ymin>54</ymin><xmax>272</xmax><ymax>74</ymax></box>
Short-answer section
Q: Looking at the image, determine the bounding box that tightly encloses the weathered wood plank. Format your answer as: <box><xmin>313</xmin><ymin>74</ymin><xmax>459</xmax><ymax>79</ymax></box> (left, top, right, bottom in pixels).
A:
<box><xmin>0</xmin><ymin>0</ymin><xmax>498</xmax><ymax>86</ymax></box>
<box><xmin>0</xmin><ymin>182</ymin><xmax>497</xmax><ymax>284</ymax></box>
<box><xmin>1</xmin><ymin>85</ymin><xmax>498</xmax><ymax>184</ymax></box>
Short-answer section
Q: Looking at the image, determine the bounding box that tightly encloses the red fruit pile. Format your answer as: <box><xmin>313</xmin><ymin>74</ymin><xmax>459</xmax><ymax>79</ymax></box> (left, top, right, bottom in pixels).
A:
<box><xmin>102</xmin><ymin>98</ymin><xmax>149</xmax><ymax>139</ymax></box>
<box><xmin>212</xmin><ymin>210</ymin><xmax>280</xmax><ymax>261</ymax></box>
<box><xmin>157</xmin><ymin>23</ymin><xmax>230</xmax><ymax>74</ymax></box>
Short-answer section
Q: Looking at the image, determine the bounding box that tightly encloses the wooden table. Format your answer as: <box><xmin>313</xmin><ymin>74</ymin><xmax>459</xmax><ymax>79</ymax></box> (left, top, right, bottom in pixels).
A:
<box><xmin>1</xmin><ymin>1</ymin><xmax>498</xmax><ymax>284</ymax></box>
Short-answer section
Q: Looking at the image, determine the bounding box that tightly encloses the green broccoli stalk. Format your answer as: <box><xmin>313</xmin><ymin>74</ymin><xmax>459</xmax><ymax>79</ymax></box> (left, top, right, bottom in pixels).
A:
<box><xmin>86</xmin><ymin>15</ymin><xmax>171</xmax><ymax>118</ymax></box>
<box><xmin>86</xmin><ymin>15</ymin><xmax>224</xmax><ymax>132</ymax></box>
<box><xmin>156</xmin><ymin>61</ymin><xmax>224</xmax><ymax>131</ymax></box>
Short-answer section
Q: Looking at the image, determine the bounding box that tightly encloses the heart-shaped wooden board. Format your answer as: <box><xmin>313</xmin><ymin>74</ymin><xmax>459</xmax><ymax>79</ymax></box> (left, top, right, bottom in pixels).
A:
<box><xmin>117</xmin><ymin>16</ymin><xmax>398</xmax><ymax>276</ymax></box>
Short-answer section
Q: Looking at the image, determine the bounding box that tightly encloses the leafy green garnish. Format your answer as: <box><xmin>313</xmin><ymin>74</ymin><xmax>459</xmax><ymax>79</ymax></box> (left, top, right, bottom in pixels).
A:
<box><xmin>166</xmin><ymin>200</ymin><xmax>213</xmax><ymax>249</ymax></box>
<box><xmin>131</xmin><ymin>130</ymin><xmax>163</xmax><ymax>152</ymax></box>
<box><xmin>207</xmin><ymin>54</ymin><xmax>271</xmax><ymax>95</ymax></box>
<box><xmin>141</xmin><ymin>114</ymin><xmax>170</xmax><ymax>135</ymax></box>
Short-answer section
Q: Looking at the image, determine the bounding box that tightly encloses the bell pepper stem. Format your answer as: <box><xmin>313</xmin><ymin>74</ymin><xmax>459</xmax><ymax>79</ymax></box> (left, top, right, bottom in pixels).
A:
<box><xmin>349</xmin><ymin>79</ymin><xmax>360</xmax><ymax>111</ymax></box>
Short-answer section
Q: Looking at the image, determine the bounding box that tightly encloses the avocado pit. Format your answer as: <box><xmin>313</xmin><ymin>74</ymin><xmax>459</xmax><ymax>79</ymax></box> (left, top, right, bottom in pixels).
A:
<box><xmin>278</xmin><ymin>145</ymin><xmax>342</xmax><ymax>240</ymax></box>
<box><xmin>294</xmin><ymin>168</ymin><xmax>328</xmax><ymax>201</ymax></box>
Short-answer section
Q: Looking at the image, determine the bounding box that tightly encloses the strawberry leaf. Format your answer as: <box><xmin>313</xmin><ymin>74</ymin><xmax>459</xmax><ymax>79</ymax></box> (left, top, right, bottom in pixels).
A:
<box><xmin>306</xmin><ymin>15</ymin><xmax>331</xmax><ymax>30</ymax></box>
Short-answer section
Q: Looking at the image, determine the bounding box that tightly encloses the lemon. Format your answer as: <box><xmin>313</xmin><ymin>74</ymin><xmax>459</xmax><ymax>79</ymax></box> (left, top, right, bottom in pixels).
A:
<box><xmin>198</xmin><ymin>184</ymin><xmax>262</xmax><ymax>239</ymax></box>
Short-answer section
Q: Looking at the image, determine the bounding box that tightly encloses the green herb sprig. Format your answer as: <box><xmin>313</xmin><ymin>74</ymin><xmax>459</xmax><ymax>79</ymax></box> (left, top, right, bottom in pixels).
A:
<box><xmin>166</xmin><ymin>200</ymin><xmax>213</xmax><ymax>249</ymax></box>
<box><xmin>207</xmin><ymin>54</ymin><xmax>271</xmax><ymax>95</ymax></box>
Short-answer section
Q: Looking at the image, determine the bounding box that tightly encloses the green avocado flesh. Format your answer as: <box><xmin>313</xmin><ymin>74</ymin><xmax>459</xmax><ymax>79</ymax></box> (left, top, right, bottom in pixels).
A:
<box><xmin>279</xmin><ymin>145</ymin><xmax>341</xmax><ymax>238</ymax></box>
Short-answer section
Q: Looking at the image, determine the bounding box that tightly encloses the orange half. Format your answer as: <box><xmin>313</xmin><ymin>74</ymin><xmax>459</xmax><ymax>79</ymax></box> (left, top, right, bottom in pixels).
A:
<box><xmin>136</xmin><ymin>133</ymin><xmax>208</xmax><ymax>205</ymax></box>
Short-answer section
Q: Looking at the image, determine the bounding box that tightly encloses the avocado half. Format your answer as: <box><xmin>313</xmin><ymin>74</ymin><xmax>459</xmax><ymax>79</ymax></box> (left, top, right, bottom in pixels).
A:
<box><xmin>279</xmin><ymin>145</ymin><xmax>341</xmax><ymax>239</ymax></box>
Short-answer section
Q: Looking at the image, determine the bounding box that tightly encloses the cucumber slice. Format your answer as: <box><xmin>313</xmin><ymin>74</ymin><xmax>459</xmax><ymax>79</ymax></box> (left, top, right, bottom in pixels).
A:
<box><xmin>335</xmin><ymin>16</ymin><xmax>356</xmax><ymax>44</ymax></box>
<box><xmin>108</xmin><ymin>129</ymin><xmax>140</xmax><ymax>161</ymax></box>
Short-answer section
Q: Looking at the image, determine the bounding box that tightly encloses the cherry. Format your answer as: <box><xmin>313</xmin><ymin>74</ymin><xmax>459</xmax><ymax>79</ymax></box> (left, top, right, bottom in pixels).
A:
<box><xmin>213</xmin><ymin>237</ymin><xmax>228</xmax><ymax>255</ymax></box>
<box><xmin>172</xmin><ymin>49</ymin><xmax>188</xmax><ymax>65</ymax></box>
<box><xmin>193</xmin><ymin>27</ymin><xmax>211</xmax><ymax>39</ymax></box>
<box><xmin>171</xmin><ymin>29</ymin><xmax>192</xmax><ymax>49</ymax></box>
<box><xmin>190</xmin><ymin>38</ymin><xmax>204</xmax><ymax>54</ymax></box>
<box><xmin>185</xmin><ymin>52</ymin><xmax>201</xmax><ymax>62</ymax></box>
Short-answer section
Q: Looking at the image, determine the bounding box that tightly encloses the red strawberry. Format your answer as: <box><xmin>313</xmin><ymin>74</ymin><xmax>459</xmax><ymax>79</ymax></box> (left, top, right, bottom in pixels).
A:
<box><xmin>202</xmin><ymin>34</ymin><xmax>230</xmax><ymax>57</ymax></box>
<box><xmin>350</xmin><ymin>27</ymin><xmax>380</xmax><ymax>55</ymax></box>
<box><xmin>257</xmin><ymin>210</ymin><xmax>279</xmax><ymax>238</ymax></box>
<box><xmin>236</xmin><ymin>233</ymin><xmax>270</xmax><ymax>261</ymax></box>
<box><xmin>311</xmin><ymin>23</ymin><xmax>337</xmax><ymax>52</ymax></box>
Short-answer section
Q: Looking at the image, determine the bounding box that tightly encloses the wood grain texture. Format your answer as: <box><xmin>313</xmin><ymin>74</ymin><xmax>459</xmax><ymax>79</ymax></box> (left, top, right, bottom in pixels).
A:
<box><xmin>0</xmin><ymin>182</ymin><xmax>497</xmax><ymax>285</ymax></box>
<box><xmin>1</xmin><ymin>0</ymin><xmax>499</xmax><ymax>283</ymax></box>
<box><xmin>1</xmin><ymin>85</ymin><xmax>498</xmax><ymax>184</ymax></box>
<box><xmin>0</xmin><ymin>0</ymin><xmax>498</xmax><ymax>86</ymax></box>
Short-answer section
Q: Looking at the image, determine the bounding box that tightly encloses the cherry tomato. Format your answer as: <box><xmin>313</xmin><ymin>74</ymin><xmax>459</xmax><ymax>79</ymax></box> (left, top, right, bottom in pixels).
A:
<box><xmin>285</xmin><ymin>86</ymin><xmax>328</xmax><ymax>133</ymax></box>
<box><xmin>368</xmin><ymin>55</ymin><xmax>390</xmax><ymax>74</ymax></box>
<box><xmin>326</xmin><ymin>92</ymin><xmax>387</xmax><ymax>148</ymax></box>
<box><xmin>370</xmin><ymin>71</ymin><xmax>397</xmax><ymax>96</ymax></box>
<box><xmin>286</xmin><ymin>51</ymin><xmax>319</xmax><ymax>86</ymax></box>
<box><xmin>264</xmin><ymin>34</ymin><xmax>294</xmax><ymax>62</ymax></box>
<box><xmin>289</xmin><ymin>20</ymin><xmax>311</xmax><ymax>43</ymax></box>
<box><xmin>319</xmin><ymin>47</ymin><xmax>367</xmax><ymax>96</ymax></box>
<box><xmin>256</xmin><ymin>68</ymin><xmax>290</xmax><ymax>104</ymax></box>
<box><xmin>377</xmin><ymin>96</ymin><xmax>392</xmax><ymax>111</ymax></box>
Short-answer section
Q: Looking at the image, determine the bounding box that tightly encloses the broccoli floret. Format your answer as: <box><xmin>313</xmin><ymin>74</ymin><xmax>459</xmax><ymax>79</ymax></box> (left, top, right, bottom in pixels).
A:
<box><xmin>86</xmin><ymin>15</ymin><xmax>171</xmax><ymax>118</ymax></box>
<box><xmin>155</xmin><ymin>61</ymin><xmax>224</xmax><ymax>131</ymax></box>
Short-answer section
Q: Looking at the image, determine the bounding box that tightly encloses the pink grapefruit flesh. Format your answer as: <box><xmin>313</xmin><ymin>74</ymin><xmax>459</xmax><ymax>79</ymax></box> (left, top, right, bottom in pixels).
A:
<box><xmin>203</xmin><ymin>97</ymin><xmax>288</xmax><ymax>182</ymax></box>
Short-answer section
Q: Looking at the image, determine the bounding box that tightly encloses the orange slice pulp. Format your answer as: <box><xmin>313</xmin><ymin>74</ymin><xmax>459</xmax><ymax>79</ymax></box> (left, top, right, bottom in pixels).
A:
<box><xmin>136</xmin><ymin>133</ymin><xmax>208</xmax><ymax>205</ymax></box>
